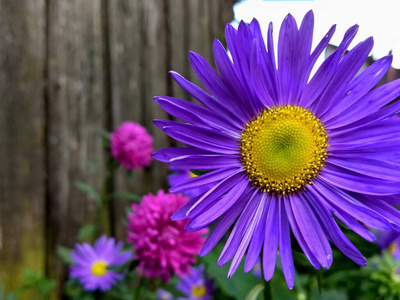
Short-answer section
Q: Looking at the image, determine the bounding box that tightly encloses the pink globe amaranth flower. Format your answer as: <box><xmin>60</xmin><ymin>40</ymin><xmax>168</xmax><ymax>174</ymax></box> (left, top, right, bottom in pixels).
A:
<box><xmin>127</xmin><ymin>190</ymin><xmax>206</xmax><ymax>282</ymax></box>
<box><xmin>110</xmin><ymin>121</ymin><xmax>153</xmax><ymax>170</ymax></box>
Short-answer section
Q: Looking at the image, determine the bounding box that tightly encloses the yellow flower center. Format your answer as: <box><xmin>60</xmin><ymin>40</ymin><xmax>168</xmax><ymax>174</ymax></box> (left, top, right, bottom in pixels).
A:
<box><xmin>91</xmin><ymin>261</ymin><xmax>108</xmax><ymax>277</ymax></box>
<box><xmin>240</xmin><ymin>105</ymin><xmax>328</xmax><ymax>195</ymax></box>
<box><xmin>191</xmin><ymin>284</ymin><xmax>206</xmax><ymax>298</ymax></box>
<box><xmin>189</xmin><ymin>171</ymin><xmax>198</xmax><ymax>178</ymax></box>
<box><xmin>389</xmin><ymin>242</ymin><xmax>398</xmax><ymax>255</ymax></box>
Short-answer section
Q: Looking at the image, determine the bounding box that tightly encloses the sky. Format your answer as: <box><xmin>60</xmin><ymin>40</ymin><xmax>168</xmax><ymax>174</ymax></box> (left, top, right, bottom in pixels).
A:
<box><xmin>234</xmin><ymin>0</ymin><xmax>400</xmax><ymax>69</ymax></box>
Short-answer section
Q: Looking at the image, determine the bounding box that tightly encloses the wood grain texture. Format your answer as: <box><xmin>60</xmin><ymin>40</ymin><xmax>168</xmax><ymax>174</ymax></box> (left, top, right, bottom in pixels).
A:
<box><xmin>107</xmin><ymin>0</ymin><xmax>146</xmax><ymax>240</ymax></box>
<box><xmin>0</xmin><ymin>0</ymin><xmax>46</xmax><ymax>294</ymax></box>
<box><xmin>0</xmin><ymin>0</ymin><xmax>236</xmax><ymax>295</ymax></box>
<box><xmin>46</xmin><ymin>0</ymin><xmax>105</xmax><ymax>288</ymax></box>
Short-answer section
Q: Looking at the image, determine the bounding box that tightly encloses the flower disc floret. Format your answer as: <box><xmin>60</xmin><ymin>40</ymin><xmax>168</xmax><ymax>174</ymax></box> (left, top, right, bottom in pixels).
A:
<box><xmin>240</xmin><ymin>105</ymin><xmax>328</xmax><ymax>195</ymax></box>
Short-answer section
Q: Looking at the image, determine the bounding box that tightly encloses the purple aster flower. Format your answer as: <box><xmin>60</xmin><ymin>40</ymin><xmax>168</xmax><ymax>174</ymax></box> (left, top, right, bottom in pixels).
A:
<box><xmin>69</xmin><ymin>235</ymin><xmax>132</xmax><ymax>291</ymax></box>
<box><xmin>168</xmin><ymin>169</ymin><xmax>213</xmax><ymax>198</ymax></box>
<box><xmin>176</xmin><ymin>265</ymin><xmax>214</xmax><ymax>300</ymax></box>
<box><xmin>378</xmin><ymin>231</ymin><xmax>400</xmax><ymax>260</ymax></box>
<box><xmin>153</xmin><ymin>10</ymin><xmax>400</xmax><ymax>289</ymax></box>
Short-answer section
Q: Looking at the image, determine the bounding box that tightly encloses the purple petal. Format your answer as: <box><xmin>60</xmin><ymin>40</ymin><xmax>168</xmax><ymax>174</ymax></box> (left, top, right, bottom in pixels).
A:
<box><xmin>312</xmin><ymin>179</ymin><xmax>392</xmax><ymax>230</ymax></box>
<box><xmin>213</xmin><ymin>39</ymin><xmax>258</xmax><ymax>116</ymax></box>
<box><xmin>169</xmin><ymin>71</ymin><xmax>243</xmax><ymax>127</ymax></box>
<box><xmin>327</xmin><ymin>155</ymin><xmax>400</xmax><ymax>181</ymax></box>
<box><xmin>327</xmin><ymin>78</ymin><xmax>400</xmax><ymax>129</ymax></box>
<box><xmin>170</xmin><ymin>154</ymin><xmax>241</xmax><ymax>170</ymax></box>
<box><xmin>244</xmin><ymin>195</ymin><xmax>270</xmax><ymax>273</ymax></box>
<box><xmin>284</xmin><ymin>196</ymin><xmax>320</xmax><ymax>269</ymax></box>
<box><xmin>322</xmin><ymin>56</ymin><xmax>392</xmax><ymax>122</ymax></box>
<box><xmin>320</xmin><ymin>163</ymin><xmax>400</xmax><ymax>196</ymax></box>
<box><xmin>154</xmin><ymin>96</ymin><xmax>240</xmax><ymax>136</ymax></box>
<box><xmin>228</xmin><ymin>194</ymin><xmax>266</xmax><ymax>278</ymax></box>
<box><xmin>169</xmin><ymin>167</ymin><xmax>240</xmax><ymax>193</ymax></box>
<box><xmin>262</xmin><ymin>196</ymin><xmax>279</xmax><ymax>281</ymax></box>
<box><xmin>217</xmin><ymin>190</ymin><xmax>260</xmax><ymax>266</ymax></box>
<box><xmin>200</xmin><ymin>189</ymin><xmax>253</xmax><ymax>256</ymax></box>
<box><xmin>189</xmin><ymin>51</ymin><xmax>251</xmax><ymax>121</ymax></box>
<box><xmin>277</xmin><ymin>14</ymin><xmax>299</xmax><ymax>106</ymax></box>
<box><xmin>152</xmin><ymin>147</ymin><xmax>214</xmax><ymax>163</ymax></box>
<box><xmin>306</xmin><ymin>189</ymin><xmax>366</xmax><ymax>266</ymax></box>
<box><xmin>279</xmin><ymin>200</ymin><xmax>295</xmax><ymax>289</ymax></box>
<box><xmin>290</xmin><ymin>194</ymin><xmax>332</xmax><ymax>268</ymax></box>
<box><xmin>315</xmin><ymin>37</ymin><xmax>374</xmax><ymax>118</ymax></box>
<box><xmin>185</xmin><ymin>174</ymin><xmax>249</xmax><ymax>230</ymax></box>
<box><xmin>154</xmin><ymin>120</ymin><xmax>239</xmax><ymax>154</ymax></box>
<box><xmin>300</xmin><ymin>24</ymin><xmax>359</xmax><ymax>109</ymax></box>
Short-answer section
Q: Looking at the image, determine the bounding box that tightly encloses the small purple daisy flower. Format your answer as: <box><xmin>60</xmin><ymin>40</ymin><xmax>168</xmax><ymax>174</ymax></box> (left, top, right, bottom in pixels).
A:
<box><xmin>378</xmin><ymin>231</ymin><xmax>400</xmax><ymax>259</ymax></box>
<box><xmin>153</xmin><ymin>10</ymin><xmax>400</xmax><ymax>289</ymax></box>
<box><xmin>69</xmin><ymin>235</ymin><xmax>132</xmax><ymax>291</ymax></box>
<box><xmin>176</xmin><ymin>265</ymin><xmax>214</xmax><ymax>300</ymax></box>
<box><xmin>168</xmin><ymin>169</ymin><xmax>213</xmax><ymax>198</ymax></box>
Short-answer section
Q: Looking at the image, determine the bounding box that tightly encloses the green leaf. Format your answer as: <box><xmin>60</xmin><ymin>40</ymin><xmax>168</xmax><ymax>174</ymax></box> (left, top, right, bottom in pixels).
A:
<box><xmin>190</xmin><ymin>169</ymin><xmax>213</xmax><ymax>176</ymax></box>
<box><xmin>111</xmin><ymin>191</ymin><xmax>141</xmax><ymax>203</ymax></box>
<box><xmin>74</xmin><ymin>181</ymin><xmax>101</xmax><ymax>205</ymax></box>
<box><xmin>245</xmin><ymin>283</ymin><xmax>264</xmax><ymax>300</ymax></box>
<box><xmin>85</xmin><ymin>159</ymin><xmax>107</xmax><ymax>173</ymax></box>
<box><xmin>292</xmin><ymin>249</ymin><xmax>311</xmax><ymax>267</ymax></box>
<box><xmin>111</xmin><ymin>192</ymin><xmax>142</xmax><ymax>203</ymax></box>
<box><xmin>77</xmin><ymin>225</ymin><xmax>97</xmax><ymax>241</ymax></box>
<box><xmin>57</xmin><ymin>245</ymin><xmax>73</xmax><ymax>265</ymax></box>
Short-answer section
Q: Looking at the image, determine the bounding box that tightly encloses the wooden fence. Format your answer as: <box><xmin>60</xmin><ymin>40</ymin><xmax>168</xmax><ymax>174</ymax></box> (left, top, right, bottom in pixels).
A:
<box><xmin>0</xmin><ymin>0</ymin><xmax>236</xmax><ymax>296</ymax></box>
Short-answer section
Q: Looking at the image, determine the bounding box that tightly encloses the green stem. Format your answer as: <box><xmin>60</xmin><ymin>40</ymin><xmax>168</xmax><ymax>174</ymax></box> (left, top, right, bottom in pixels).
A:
<box><xmin>260</xmin><ymin>254</ymin><xmax>273</xmax><ymax>300</ymax></box>
<box><xmin>96</xmin><ymin>158</ymin><xmax>117</xmax><ymax>237</ymax></box>
<box><xmin>263</xmin><ymin>279</ymin><xmax>273</xmax><ymax>300</ymax></box>
<box><xmin>133</xmin><ymin>276</ymin><xmax>143</xmax><ymax>300</ymax></box>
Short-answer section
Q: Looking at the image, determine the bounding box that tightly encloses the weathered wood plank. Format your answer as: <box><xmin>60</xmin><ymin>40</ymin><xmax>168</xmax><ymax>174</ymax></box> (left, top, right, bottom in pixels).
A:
<box><xmin>167</xmin><ymin>0</ymin><xmax>189</xmax><ymax>101</ymax></box>
<box><xmin>141</xmin><ymin>0</ymin><xmax>171</xmax><ymax>196</ymax></box>
<box><xmin>0</xmin><ymin>0</ymin><xmax>46</xmax><ymax>294</ymax></box>
<box><xmin>46</xmin><ymin>0</ymin><xmax>105</xmax><ymax>290</ymax></box>
<box><xmin>107</xmin><ymin>0</ymin><xmax>148</xmax><ymax>240</ymax></box>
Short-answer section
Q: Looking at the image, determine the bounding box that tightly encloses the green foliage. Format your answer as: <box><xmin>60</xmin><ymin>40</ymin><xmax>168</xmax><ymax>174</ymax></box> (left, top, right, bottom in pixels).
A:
<box><xmin>245</xmin><ymin>283</ymin><xmax>264</xmax><ymax>300</ymax></box>
<box><xmin>361</xmin><ymin>252</ymin><xmax>400</xmax><ymax>300</ymax></box>
<box><xmin>74</xmin><ymin>181</ymin><xmax>101</xmax><ymax>205</ymax></box>
<box><xmin>0</xmin><ymin>270</ymin><xmax>57</xmax><ymax>300</ymax></box>
<box><xmin>57</xmin><ymin>245</ymin><xmax>73</xmax><ymax>265</ymax></box>
<box><xmin>77</xmin><ymin>225</ymin><xmax>97</xmax><ymax>242</ymax></box>
<box><xmin>16</xmin><ymin>269</ymin><xmax>57</xmax><ymax>299</ymax></box>
<box><xmin>110</xmin><ymin>192</ymin><xmax>141</xmax><ymax>203</ymax></box>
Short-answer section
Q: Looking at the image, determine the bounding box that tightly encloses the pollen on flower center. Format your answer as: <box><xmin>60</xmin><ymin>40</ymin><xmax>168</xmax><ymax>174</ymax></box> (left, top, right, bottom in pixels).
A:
<box><xmin>191</xmin><ymin>284</ymin><xmax>206</xmax><ymax>298</ymax></box>
<box><xmin>91</xmin><ymin>261</ymin><xmax>108</xmax><ymax>277</ymax></box>
<box><xmin>240</xmin><ymin>105</ymin><xmax>328</xmax><ymax>195</ymax></box>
